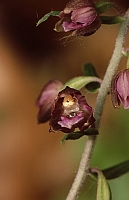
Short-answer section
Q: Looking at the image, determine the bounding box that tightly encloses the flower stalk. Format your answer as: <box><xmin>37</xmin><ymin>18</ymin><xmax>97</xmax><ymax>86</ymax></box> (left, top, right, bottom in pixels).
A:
<box><xmin>66</xmin><ymin>8</ymin><xmax>129</xmax><ymax>200</ymax></box>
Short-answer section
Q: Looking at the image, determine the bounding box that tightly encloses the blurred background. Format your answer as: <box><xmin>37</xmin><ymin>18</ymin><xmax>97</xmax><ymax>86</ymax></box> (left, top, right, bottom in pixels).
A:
<box><xmin>0</xmin><ymin>0</ymin><xmax>129</xmax><ymax>199</ymax></box>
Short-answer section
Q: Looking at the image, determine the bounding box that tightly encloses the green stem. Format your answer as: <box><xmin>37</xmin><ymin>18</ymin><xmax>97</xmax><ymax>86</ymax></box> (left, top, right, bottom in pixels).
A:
<box><xmin>66</xmin><ymin>8</ymin><xmax>129</xmax><ymax>200</ymax></box>
<box><xmin>127</xmin><ymin>57</ymin><xmax>129</xmax><ymax>69</ymax></box>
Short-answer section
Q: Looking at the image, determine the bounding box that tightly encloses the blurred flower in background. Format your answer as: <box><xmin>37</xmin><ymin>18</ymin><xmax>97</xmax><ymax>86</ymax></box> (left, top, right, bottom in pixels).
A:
<box><xmin>111</xmin><ymin>69</ymin><xmax>129</xmax><ymax>109</ymax></box>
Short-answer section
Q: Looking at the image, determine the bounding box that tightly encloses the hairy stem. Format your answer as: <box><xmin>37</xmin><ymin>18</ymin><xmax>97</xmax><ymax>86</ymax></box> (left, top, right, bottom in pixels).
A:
<box><xmin>66</xmin><ymin>8</ymin><xmax>129</xmax><ymax>200</ymax></box>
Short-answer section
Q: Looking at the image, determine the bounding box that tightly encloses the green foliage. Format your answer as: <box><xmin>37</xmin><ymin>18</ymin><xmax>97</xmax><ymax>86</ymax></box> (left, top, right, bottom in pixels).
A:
<box><xmin>100</xmin><ymin>16</ymin><xmax>125</xmax><ymax>25</ymax></box>
<box><xmin>122</xmin><ymin>49</ymin><xmax>129</xmax><ymax>58</ymax></box>
<box><xmin>61</xmin><ymin>128</ymin><xmax>99</xmax><ymax>144</ymax></box>
<box><xmin>82</xmin><ymin>63</ymin><xmax>101</xmax><ymax>92</ymax></box>
<box><xmin>63</xmin><ymin>76</ymin><xmax>102</xmax><ymax>91</ymax></box>
<box><xmin>102</xmin><ymin>160</ymin><xmax>129</xmax><ymax>180</ymax></box>
<box><xmin>95</xmin><ymin>1</ymin><xmax>115</xmax><ymax>14</ymax></box>
<box><xmin>36</xmin><ymin>11</ymin><xmax>60</xmax><ymax>26</ymax></box>
<box><xmin>95</xmin><ymin>1</ymin><xmax>125</xmax><ymax>25</ymax></box>
<box><xmin>83</xmin><ymin>63</ymin><xmax>99</xmax><ymax>77</ymax></box>
<box><xmin>90</xmin><ymin>168</ymin><xmax>111</xmax><ymax>200</ymax></box>
<box><xmin>89</xmin><ymin>160</ymin><xmax>129</xmax><ymax>199</ymax></box>
<box><xmin>90</xmin><ymin>160</ymin><xmax>129</xmax><ymax>180</ymax></box>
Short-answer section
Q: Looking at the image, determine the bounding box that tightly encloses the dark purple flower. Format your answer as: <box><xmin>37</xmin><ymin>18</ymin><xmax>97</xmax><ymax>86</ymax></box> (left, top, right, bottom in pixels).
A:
<box><xmin>36</xmin><ymin>80</ymin><xmax>63</xmax><ymax>123</ymax></box>
<box><xmin>54</xmin><ymin>0</ymin><xmax>101</xmax><ymax>36</ymax></box>
<box><xmin>50</xmin><ymin>86</ymin><xmax>95</xmax><ymax>133</ymax></box>
<box><xmin>111</xmin><ymin>69</ymin><xmax>129</xmax><ymax>109</ymax></box>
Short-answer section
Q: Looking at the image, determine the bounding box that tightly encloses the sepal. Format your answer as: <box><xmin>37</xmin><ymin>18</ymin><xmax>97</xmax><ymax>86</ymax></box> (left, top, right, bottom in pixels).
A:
<box><xmin>61</xmin><ymin>128</ymin><xmax>99</xmax><ymax>144</ymax></box>
<box><xmin>90</xmin><ymin>168</ymin><xmax>112</xmax><ymax>200</ymax></box>
<box><xmin>100</xmin><ymin>16</ymin><xmax>125</xmax><ymax>25</ymax></box>
<box><xmin>63</xmin><ymin>76</ymin><xmax>102</xmax><ymax>91</ymax></box>
<box><xmin>36</xmin><ymin>11</ymin><xmax>60</xmax><ymax>26</ymax></box>
<box><xmin>95</xmin><ymin>1</ymin><xmax>115</xmax><ymax>14</ymax></box>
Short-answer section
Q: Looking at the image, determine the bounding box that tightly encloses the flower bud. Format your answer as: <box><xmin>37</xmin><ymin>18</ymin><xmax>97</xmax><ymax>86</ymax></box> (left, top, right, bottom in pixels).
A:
<box><xmin>111</xmin><ymin>69</ymin><xmax>129</xmax><ymax>109</ymax></box>
<box><xmin>54</xmin><ymin>0</ymin><xmax>101</xmax><ymax>36</ymax></box>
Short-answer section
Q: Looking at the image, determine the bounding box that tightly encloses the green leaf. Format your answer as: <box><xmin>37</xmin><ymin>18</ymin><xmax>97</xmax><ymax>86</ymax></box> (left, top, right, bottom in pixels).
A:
<box><xmin>100</xmin><ymin>16</ymin><xmax>125</xmax><ymax>25</ymax></box>
<box><xmin>36</xmin><ymin>11</ymin><xmax>60</xmax><ymax>26</ymax></box>
<box><xmin>102</xmin><ymin>160</ymin><xmax>129</xmax><ymax>180</ymax></box>
<box><xmin>95</xmin><ymin>1</ymin><xmax>115</xmax><ymax>14</ymax></box>
<box><xmin>90</xmin><ymin>168</ymin><xmax>112</xmax><ymax>200</ymax></box>
<box><xmin>61</xmin><ymin>135</ymin><xmax>68</xmax><ymax>145</ymax></box>
<box><xmin>83</xmin><ymin>63</ymin><xmax>99</xmax><ymax>77</ymax></box>
<box><xmin>61</xmin><ymin>128</ymin><xmax>99</xmax><ymax>143</ymax></box>
<box><xmin>82</xmin><ymin>63</ymin><xmax>101</xmax><ymax>92</ymax></box>
<box><xmin>61</xmin><ymin>133</ymin><xmax>84</xmax><ymax>143</ymax></box>
<box><xmin>83</xmin><ymin>128</ymin><xmax>99</xmax><ymax>136</ymax></box>
<box><xmin>63</xmin><ymin>76</ymin><xmax>102</xmax><ymax>91</ymax></box>
<box><xmin>122</xmin><ymin>50</ymin><xmax>129</xmax><ymax>58</ymax></box>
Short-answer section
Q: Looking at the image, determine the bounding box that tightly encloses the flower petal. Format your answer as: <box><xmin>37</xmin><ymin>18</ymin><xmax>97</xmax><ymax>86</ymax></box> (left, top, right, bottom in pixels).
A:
<box><xmin>64</xmin><ymin>0</ymin><xmax>94</xmax><ymax>13</ymax></box>
<box><xmin>111</xmin><ymin>69</ymin><xmax>129</xmax><ymax>109</ymax></box>
<box><xmin>71</xmin><ymin>7</ymin><xmax>97</xmax><ymax>24</ymax></box>
<box><xmin>36</xmin><ymin>80</ymin><xmax>63</xmax><ymax>123</ymax></box>
<box><xmin>72</xmin><ymin>14</ymin><xmax>101</xmax><ymax>36</ymax></box>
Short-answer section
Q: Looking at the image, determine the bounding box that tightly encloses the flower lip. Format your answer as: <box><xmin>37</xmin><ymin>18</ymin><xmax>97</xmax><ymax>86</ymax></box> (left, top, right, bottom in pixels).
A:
<box><xmin>50</xmin><ymin>86</ymin><xmax>95</xmax><ymax>133</ymax></box>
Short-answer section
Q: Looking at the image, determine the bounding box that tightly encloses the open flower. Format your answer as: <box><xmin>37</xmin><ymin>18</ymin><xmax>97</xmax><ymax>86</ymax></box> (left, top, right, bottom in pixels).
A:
<box><xmin>37</xmin><ymin>81</ymin><xmax>95</xmax><ymax>133</ymax></box>
<box><xmin>36</xmin><ymin>80</ymin><xmax>63</xmax><ymax>123</ymax></box>
<box><xmin>111</xmin><ymin>69</ymin><xmax>129</xmax><ymax>109</ymax></box>
<box><xmin>50</xmin><ymin>86</ymin><xmax>95</xmax><ymax>133</ymax></box>
<box><xmin>54</xmin><ymin>0</ymin><xmax>101</xmax><ymax>36</ymax></box>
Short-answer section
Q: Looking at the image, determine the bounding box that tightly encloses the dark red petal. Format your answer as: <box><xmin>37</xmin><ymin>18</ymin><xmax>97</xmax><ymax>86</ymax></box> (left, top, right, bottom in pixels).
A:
<box><xmin>36</xmin><ymin>80</ymin><xmax>63</xmax><ymax>123</ymax></box>
<box><xmin>64</xmin><ymin>0</ymin><xmax>94</xmax><ymax>13</ymax></box>
<box><xmin>72</xmin><ymin>14</ymin><xmax>101</xmax><ymax>36</ymax></box>
<box><xmin>111</xmin><ymin>71</ymin><xmax>122</xmax><ymax>108</ymax></box>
